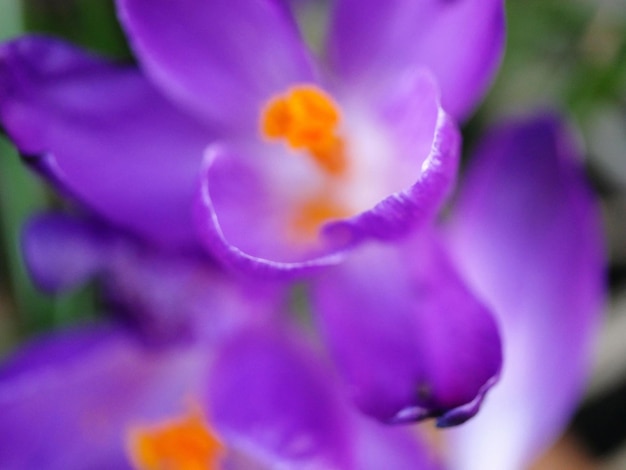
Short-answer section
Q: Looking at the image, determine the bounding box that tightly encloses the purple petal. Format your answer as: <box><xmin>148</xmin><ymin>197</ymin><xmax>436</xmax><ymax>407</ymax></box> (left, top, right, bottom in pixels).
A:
<box><xmin>323</xmin><ymin>93</ymin><xmax>460</xmax><ymax>246</ymax></box>
<box><xmin>116</xmin><ymin>0</ymin><xmax>315</xmax><ymax>131</ymax></box>
<box><xmin>0</xmin><ymin>36</ymin><xmax>211</xmax><ymax>248</ymax></box>
<box><xmin>446</xmin><ymin>115</ymin><xmax>606</xmax><ymax>469</ymax></box>
<box><xmin>22</xmin><ymin>213</ymin><xmax>111</xmax><ymax>293</ymax></box>
<box><xmin>311</xmin><ymin>230</ymin><xmax>502</xmax><ymax>426</ymax></box>
<box><xmin>194</xmin><ymin>144</ymin><xmax>347</xmax><ymax>278</ymax></box>
<box><xmin>327</xmin><ymin>0</ymin><xmax>505</xmax><ymax>119</ymax></box>
<box><xmin>0</xmin><ymin>325</ymin><xmax>206</xmax><ymax>469</ymax></box>
<box><xmin>206</xmin><ymin>327</ymin><xmax>352</xmax><ymax>469</ymax></box>
<box><xmin>194</xmin><ymin>72</ymin><xmax>460</xmax><ymax>277</ymax></box>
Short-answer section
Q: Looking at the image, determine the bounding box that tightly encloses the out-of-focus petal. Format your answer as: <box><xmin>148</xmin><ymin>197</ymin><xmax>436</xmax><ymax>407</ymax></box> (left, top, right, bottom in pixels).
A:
<box><xmin>0</xmin><ymin>325</ymin><xmax>206</xmax><ymax>470</ymax></box>
<box><xmin>207</xmin><ymin>327</ymin><xmax>352</xmax><ymax>469</ymax></box>
<box><xmin>105</xmin><ymin>243</ymin><xmax>284</xmax><ymax>344</ymax></box>
<box><xmin>22</xmin><ymin>212</ymin><xmax>284</xmax><ymax>344</ymax></box>
<box><xmin>0</xmin><ymin>36</ymin><xmax>211</xmax><ymax>248</ymax></box>
<box><xmin>22</xmin><ymin>213</ymin><xmax>111</xmax><ymax>293</ymax></box>
<box><xmin>116</xmin><ymin>0</ymin><xmax>315</xmax><ymax>131</ymax></box>
<box><xmin>446</xmin><ymin>115</ymin><xmax>605</xmax><ymax>469</ymax></box>
<box><xmin>327</xmin><ymin>0</ymin><xmax>505</xmax><ymax>119</ymax></box>
<box><xmin>311</xmin><ymin>230</ymin><xmax>502</xmax><ymax>426</ymax></box>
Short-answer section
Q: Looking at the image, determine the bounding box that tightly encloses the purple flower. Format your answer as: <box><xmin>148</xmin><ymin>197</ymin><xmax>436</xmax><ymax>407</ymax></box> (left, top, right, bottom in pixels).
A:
<box><xmin>0</xmin><ymin>1</ymin><xmax>605</xmax><ymax>468</ymax></box>
<box><xmin>0</xmin><ymin>0</ymin><xmax>508</xmax><ymax>428</ymax></box>
<box><xmin>13</xmin><ymin>217</ymin><xmax>431</xmax><ymax>468</ymax></box>
<box><xmin>0</xmin><ymin>108</ymin><xmax>604</xmax><ymax>468</ymax></box>
<box><xmin>22</xmin><ymin>208</ymin><xmax>501</xmax><ymax>431</ymax></box>
<box><xmin>0</xmin><ymin>299</ymin><xmax>438</xmax><ymax>468</ymax></box>
<box><xmin>0</xmin><ymin>0</ymin><xmax>504</xmax><ymax>273</ymax></box>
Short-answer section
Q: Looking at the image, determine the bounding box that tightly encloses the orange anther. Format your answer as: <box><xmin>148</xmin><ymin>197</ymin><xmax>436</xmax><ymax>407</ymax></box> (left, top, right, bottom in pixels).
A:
<box><xmin>127</xmin><ymin>409</ymin><xmax>223</xmax><ymax>470</ymax></box>
<box><xmin>292</xmin><ymin>195</ymin><xmax>349</xmax><ymax>238</ymax></box>
<box><xmin>261</xmin><ymin>85</ymin><xmax>348</xmax><ymax>176</ymax></box>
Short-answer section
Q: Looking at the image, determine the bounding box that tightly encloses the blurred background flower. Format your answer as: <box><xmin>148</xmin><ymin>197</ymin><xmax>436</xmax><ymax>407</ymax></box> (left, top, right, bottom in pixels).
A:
<box><xmin>0</xmin><ymin>0</ymin><xmax>624</xmax><ymax>468</ymax></box>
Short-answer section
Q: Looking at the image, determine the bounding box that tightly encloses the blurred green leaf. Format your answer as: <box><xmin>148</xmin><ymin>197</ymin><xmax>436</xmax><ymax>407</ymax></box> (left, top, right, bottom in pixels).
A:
<box><xmin>23</xmin><ymin>0</ymin><xmax>131</xmax><ymax>59</ymax></box>
<box><xmin>0</xmin><ymin>138</ymin><xmax>98</xmax><ymax>340</ymax></box>
<box><xmin>469</xmin><ymin>0</ymin><xmax>625</xmax><ymax>136</ymax></box>
<box><xmin>0</xmin><ymin>138</ymin><xmax>55</xmax><ymax>334</ymax></box>
<box><xmin>0</xmin><ymin>0</ymin><xmax>23</xmax><ymax>41</ymax></box>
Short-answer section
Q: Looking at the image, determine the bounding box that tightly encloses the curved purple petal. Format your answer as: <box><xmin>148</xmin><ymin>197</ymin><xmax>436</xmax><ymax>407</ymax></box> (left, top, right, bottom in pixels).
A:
<box><xmin>445</xmin><ymin>115</ymin><xmax>606</xmax><ymax>469</ymax></box>
<box><xmin>327</xmin><ymin>0</ymin><xmax>505</xmax><ymax>119</ymax></box>
<box><xmin>0</xmin><ymin>325</ymin><xmax>206</xmax><ymax>470</ymax></box>
<box><xmin>310</xmin><ymin>230</ymin><xmax>502</xmax><ymax>426</ymax></box>
<box><xmin>116</xmin><ymin>0</ymin><xmax>315</xmax><ymax>131</ymax></box>
<box><xmin>194</xmin><ymin>144</ymin><xmax>348</xmax><ymax>278</ymax></box>
<box><xmin>0</xmin><ymin>36</ymin><xmax>211</xmax><ymax>248</ymax></box>
<box><xmin>194</xmin><ymin>72</ymin><xmax>459</xmax><ymax>277</ymax></box>
<box><xmin>206</xmin><ymin>327</ymin><xmax>352</xmax><ymax>469</ymax></box>
<box><xmin>323</xmin><ymin>105</ymin><xmax>459</xmax><ymax>247</ymax></box>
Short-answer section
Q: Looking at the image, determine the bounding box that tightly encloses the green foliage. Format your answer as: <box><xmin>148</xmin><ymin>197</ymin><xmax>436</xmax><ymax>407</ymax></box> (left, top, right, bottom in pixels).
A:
<box><xmin>22</xmin><ymin>0</ymin><xmax>131</xmax><ymax>59</ymax></box>
<box><xmin>476</xmin><ymin>0</ymin><xmax>625</xmax><ymax>122</ymax></box>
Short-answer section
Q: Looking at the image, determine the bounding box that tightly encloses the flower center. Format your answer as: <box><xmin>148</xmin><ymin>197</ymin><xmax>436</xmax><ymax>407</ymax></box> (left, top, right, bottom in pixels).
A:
<box><xmin>261</xmin><ymin>85</ymin><xmax>348</xmax><ymax>176</ymax></box>
<box><xmin>127</xmin><ymin>409</ymin><xmax>223</xmax><ymax>470</ymax></box>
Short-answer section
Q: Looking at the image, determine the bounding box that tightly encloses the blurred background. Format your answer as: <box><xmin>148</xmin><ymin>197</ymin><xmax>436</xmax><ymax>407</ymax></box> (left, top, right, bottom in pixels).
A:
<box><xmin>0</xmin><ymin>0</ymin><xmax>624</xmax><ymax>468</ymax></box>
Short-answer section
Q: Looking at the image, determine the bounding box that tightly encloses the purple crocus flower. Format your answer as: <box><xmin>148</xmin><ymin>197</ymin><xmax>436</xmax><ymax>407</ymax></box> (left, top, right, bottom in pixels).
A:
<box><xmin>0</xmin><ymin>323</ymin><xmax>442</xmax><ymax>469</ymax></box>
<box><xmin>0</xmin><ymin>2</ymin><xmax>605</xmax><ymax>468</ymax></box>
<box><xmin>1</xmin><ymin>220</ymin><xmax>439</xmax><ymax>468</ymax></box>
<box><xmin>0</xmin><ymin>113</ymin><xmax>603</xmax><ymax>469</ymax></box>
<box><xmin>22</xmin><ymin>211</ymin><xmax>500</xmax><ymax>428</ymax></box>
<box><xmin>0</xmin><ymin>0</ymin><xmax>504</xmax><ymax>272</ymax></box>
<box><xmin>0</xmin><ymin>107</ymin><xmax>603</xmax><ymax>469</ymax></box>
<box><xmin>0</xmin><ymin>0</ymin><xmax>506</xmax><ymax>427</ymax></box>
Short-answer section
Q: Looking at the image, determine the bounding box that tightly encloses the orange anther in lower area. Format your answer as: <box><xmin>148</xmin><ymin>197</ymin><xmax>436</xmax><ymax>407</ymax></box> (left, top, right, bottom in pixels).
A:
<box><xmin>261</xmin><ymin>85</ymin><xmax>348</xmax><ymax>176</ymax></box>
<box><xmin>292</xmin><ymin>196</ymin><xmax>349</xmax><ymax>238</ymax></box>
<box><xmin>127</xmin><ymin>409</ymin><xmax>223</xmax><ymax>470</ymax></box>
<box><xmin>309</xmin><ymin>134</ymin><xmax>348</xmax><ymax>175</ymax></box>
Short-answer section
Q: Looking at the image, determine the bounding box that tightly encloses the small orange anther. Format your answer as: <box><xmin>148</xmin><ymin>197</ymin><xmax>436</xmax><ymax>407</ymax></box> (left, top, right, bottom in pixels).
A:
<box><xmin>127</xmin><ymin>409</ymin><xmax>223</xmax><ymax>470</ymax></box>
<box><xmin>291</xmin><ymin>195</ymin><xmax>349</xmax><ymax>238</ymax></box>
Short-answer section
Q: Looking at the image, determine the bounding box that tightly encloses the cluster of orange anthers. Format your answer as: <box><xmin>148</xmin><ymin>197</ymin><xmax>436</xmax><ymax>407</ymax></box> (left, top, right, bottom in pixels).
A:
<box><xmin>262</xmin><ymin>86</ymin><xmax>348</xmax><ymax>177</ymax></box>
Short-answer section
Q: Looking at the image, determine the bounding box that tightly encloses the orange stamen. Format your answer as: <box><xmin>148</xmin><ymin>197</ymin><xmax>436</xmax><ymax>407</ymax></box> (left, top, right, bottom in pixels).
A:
<box><xmin>292</xmin><ymin>196</ymin><xmax>349</xmax><ymax>238</ymax></box>
<box><xmin>261</xmin><ymin>86</ymin><xmax>348</xmax><ymax>176</ymax></box>
<box><xmin>127</xmin><ymin>409</ymin><xmax>223</xmax><ymax>470</ymax></box>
